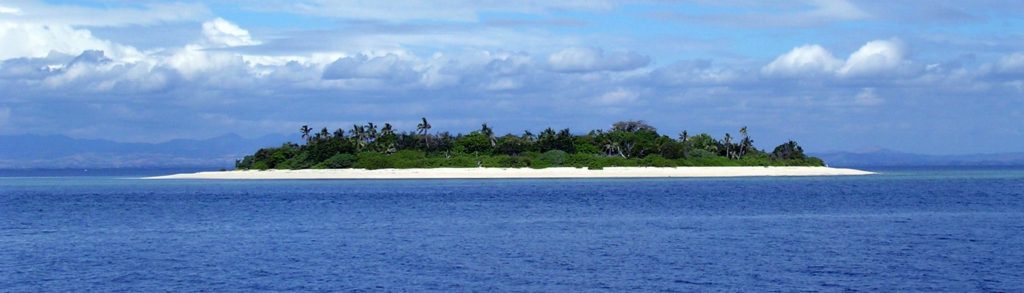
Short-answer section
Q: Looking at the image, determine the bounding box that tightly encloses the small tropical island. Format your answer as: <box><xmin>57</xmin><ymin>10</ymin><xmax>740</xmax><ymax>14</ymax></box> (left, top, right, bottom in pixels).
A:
<box><xmin>151</xmin><ymin>119</ymin><xmax>872</xmax><ymax>179</ymax></box>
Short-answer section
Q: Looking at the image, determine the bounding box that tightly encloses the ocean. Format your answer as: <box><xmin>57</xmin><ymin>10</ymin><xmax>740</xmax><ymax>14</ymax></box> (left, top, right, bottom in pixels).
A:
<box><xmin>2</xmin><ymin>167</ymin><xmax>1023</xmax><ymax>291</ymax></box>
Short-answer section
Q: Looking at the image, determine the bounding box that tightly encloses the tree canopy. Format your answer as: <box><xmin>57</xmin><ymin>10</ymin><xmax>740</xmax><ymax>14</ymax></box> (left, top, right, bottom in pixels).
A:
<box><xmin>235</xmin><ymin>119</ymin><xmax>825</xmax><ymax>170</ymax></box>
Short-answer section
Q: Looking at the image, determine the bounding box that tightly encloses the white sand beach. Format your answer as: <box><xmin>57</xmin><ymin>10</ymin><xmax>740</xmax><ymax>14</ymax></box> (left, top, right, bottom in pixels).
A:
<box><xmin>147</xmin><ymin>166</ymin><xmax>873</xmax><ymax>180</ymax></box>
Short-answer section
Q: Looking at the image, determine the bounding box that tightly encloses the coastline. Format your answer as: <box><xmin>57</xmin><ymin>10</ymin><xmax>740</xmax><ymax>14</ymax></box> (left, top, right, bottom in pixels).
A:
<box><xmin>145</xmin><ymin>166</ymin><xmax>874</xmax><ymax>180</ymax></box>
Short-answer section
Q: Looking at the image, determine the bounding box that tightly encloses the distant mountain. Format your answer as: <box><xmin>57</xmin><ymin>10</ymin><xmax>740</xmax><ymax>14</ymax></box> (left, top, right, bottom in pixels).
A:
<box><xmin>0</xmin><ymin>133</ymin><xmax>295</xmax><ymax>168</ymax></box>
<box><xmin>812</xmin><ymin>149</ymin><xmax>1024</xmax><ymax>167</ymax></box>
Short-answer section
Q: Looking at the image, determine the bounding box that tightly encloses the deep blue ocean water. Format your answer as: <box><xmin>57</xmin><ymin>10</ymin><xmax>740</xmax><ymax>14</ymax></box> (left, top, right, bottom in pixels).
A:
<box><xmin>2</xmin><ymin>167</ymin><xmax>1023</xmax><ymax>291</ymax></box>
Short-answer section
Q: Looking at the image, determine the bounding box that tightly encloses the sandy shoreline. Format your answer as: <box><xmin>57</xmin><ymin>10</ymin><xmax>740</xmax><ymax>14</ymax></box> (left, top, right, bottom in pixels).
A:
<box><xmin>146</xmin><ymin>166</ymin><xmax>874</xmax><ymax>180</ymax></box>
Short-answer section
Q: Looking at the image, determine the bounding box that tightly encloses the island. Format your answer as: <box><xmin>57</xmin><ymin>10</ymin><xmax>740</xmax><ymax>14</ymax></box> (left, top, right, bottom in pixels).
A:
<box><xmin>150</xmin><ymin>119</ymin><xmax>873</xmax><ymax>179</ymax></box>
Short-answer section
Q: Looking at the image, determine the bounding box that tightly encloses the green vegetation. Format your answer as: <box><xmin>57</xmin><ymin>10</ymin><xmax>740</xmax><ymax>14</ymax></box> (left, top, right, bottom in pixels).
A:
<box><xmin>235</xmin><ymin>119</ymin><xmax>825</xmax><ymax>170</ymax></box>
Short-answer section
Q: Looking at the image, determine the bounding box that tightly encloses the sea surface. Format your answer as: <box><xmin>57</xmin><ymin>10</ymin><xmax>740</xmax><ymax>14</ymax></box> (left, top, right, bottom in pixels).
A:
<box><xmin>2</xmin><ymin>167</ymin><xmax>1023</xmax><ymax>291</ymax></box>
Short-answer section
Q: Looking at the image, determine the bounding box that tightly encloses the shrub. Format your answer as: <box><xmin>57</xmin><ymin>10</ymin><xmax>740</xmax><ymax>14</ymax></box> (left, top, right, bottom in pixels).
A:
<box><xmin>599</xmin><ymin>156</ymin><xmax>638</xmax><ymax>167</ymax></box>
<box><xmin>391</xmin><ymin>150</ymin><xmax>426</xmax><ymax>161</ymax></box>
<box><xmin>482</xmin><ymin>155</ymin><xmax>530</xmax><ymax>168</ymax></box>
<box><xmin>531</xmin><ymin>159</ymin><xmax>552</xmax><ymax>169</ymax></box>
<box><xmin>354</xmin><ymin>152</ymin><xmax>394</xmax><ymax>169</ymax></box>
<box><xmin>278</xmin><ymin>152</ymin><xmax>314</xmax><ymax>169</ymax></box>
<box><xmin>433</xmin><ymin>153</ymin><xmax>479</xmax><ymax>168</ymax></box>
<box><xmin>389</xmin><ymin>150</ymin><xmax>429</xmax><ymax>168</ymax></box>
<box><xmin>314</xmin><ymin>153</ymin><xmax>357</xmax><ymax>169</ymax></box>
<box><xmin>659</xmin><ymin>141</ymin><xmax>686</xmax><ymax>159</ymax></box>
<box><xmin>235</xmin><ymin>155</ymin><xmax>255</xmax><ymax>169</ymax></box>
<box><xmin>640</xmin><ymin>154</ymin><xmax>675</xmax><ymax>167</ymax></box>
<box><xmin>565</xmin><ymin>153</ymin><xmax>597</xmax><ymax>168</ymax></box>
<box><xmin>454</xmin><ymin>132</ymin><xmax>493</xmax><ymax>154</ymax></box>
<box><xmin>537</xmin><ymin>150</ymin><xmax>569</xmax><ymax>166</ymax></box>
<box><xmin>251</xmin><ymin>161</ymin><xmax>269</xmax><ymax>170</ymax></box>
<box><xmin>573</xmin><ymin>138</ymin><xmax>601</xmax><ymax>154</ymax></box>
<box><xmin>805</xmin><ymin>157</ymin><xmax>825</xmax><ymax>166</ymax></box>
<box><xmin>688</xmin><ymin>149</ymin><xmax>716</xmax><ymax>159</ymax></box>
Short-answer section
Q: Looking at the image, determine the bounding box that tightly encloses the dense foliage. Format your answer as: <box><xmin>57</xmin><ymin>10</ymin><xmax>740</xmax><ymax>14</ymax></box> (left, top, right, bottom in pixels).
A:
<box><xmin>235</xmin><ymin>119</ymin><xmax>825</xmax><ymax>170</ymax></box>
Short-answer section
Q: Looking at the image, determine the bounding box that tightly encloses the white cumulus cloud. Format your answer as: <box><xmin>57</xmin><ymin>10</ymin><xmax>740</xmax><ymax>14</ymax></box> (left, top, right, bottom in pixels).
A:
<box><xmin>763</xmin><ymin>39</ymin><xmax>910</xmax><ymax>79</ymax></box>
<box><xmin>164</xmin><ymin>45</ymin><xmax>251</xmax><ymax>82</ymax></box>
<box><xmin>201</xmin><ymin>18</ymin><xmax>260</xmax><ymax>48</ymax></box>
<box><xmin>838</xmin><ymin>39</ymin><xmax>907</xmax><ymax>77</ymax></box>
<box><xmin>762</xmin><ymin>44</ymin><xmax>842</xmax><ymax>77</ymax></box>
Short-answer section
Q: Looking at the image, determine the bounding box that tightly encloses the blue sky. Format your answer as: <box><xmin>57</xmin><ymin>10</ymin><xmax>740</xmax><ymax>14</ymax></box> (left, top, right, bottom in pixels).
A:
<box><xmin>0</xmin><ymin>0</ymin><xmax>1022</xmax><ymax>154</ymax></box>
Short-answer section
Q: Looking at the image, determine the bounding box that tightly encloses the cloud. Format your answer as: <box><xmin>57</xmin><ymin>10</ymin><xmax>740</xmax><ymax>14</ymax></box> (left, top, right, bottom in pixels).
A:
<box><xmin>46</xmin><ymin>51</ymin><xmax>179</xmax><ymax>93</ymax></box>
<box><xmin>653</xmin><ymin>0</ymin><xmax>870</xmax><ymax>28</ymax></box>
<box><xmin>163</xmin><ymin>45</ymin><xmax>251</xmax><ymax>83</ymax></box>
<box><xmin>854</xmin><ymin>88</ymin><xmax>884</xmax><ymax>106</ymax></box>
<box><xmin>806</xmin><ymin>0</ymin><xmax>870</xmax><ymax>20</ymax></box>
<box><xmin>0</xmin><ymin>1</ymin><xmax>209</xmax><ymax>27</ymax></box>
<box><xmin>593</xmin><ymin>88</ymin><xmax>639</xmax><ymax>105</ymax></box>
<box><xmin>650</xmin><ymin>60</ymin><xmax>739</xmax><ymax>86</ymax></box>
<box><xmin>321</xmin><ymin>54</ymin><xmax>420</xmax><ymax>82</ymax></box>
<box><xmin>201</xmin><ymin>18</ymin><xmax>260</xmax><ymax>48</ymax></box>
<box><xmin>0</xmin><ymin>52</ymin><xmax>70</xmax><ymax>79</ymax></box>
<box><xmin>762</xmin><ymin>44</ymin><xmax>842</xmax><ymax>77</ymax></box>
<box><xmin>0</xmin><ymin>5</ymin><xmax>21</xmax><ymax>15</ymax></box>
<box><xmin>762</xmin><ymin>39</ymin><xmax>911</xmax><ymax>79</ymax></box>
<box><xmin>838</xmin><ymin>39</ymin><xmax>908</xmax><ymax>77</ymax></box>
<box><xmin>0</xmin><ymin>22</ymin><xmax>142</xmax><ymax>60</ymax></box>
<box><xmin>252</xmin><ymin>0</ymin><xmax>619</xmax><ymax>22</ymax></box>
<box><xmin>994</xmin><ymin>53</ymin><xmax>1024</xmax><ymax>75</ymax></box>
<box><xmin>547</xmin><ymin>47</ymin><xmax>650</xmax><ymax>73</ymax></box>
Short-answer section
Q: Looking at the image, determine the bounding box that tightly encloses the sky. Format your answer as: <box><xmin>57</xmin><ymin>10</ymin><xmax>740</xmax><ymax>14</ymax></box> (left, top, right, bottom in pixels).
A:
<box><xmin>0</xmin><ymin>0</ymin><xmax>1022</xmax><ymax>155</ymax></box>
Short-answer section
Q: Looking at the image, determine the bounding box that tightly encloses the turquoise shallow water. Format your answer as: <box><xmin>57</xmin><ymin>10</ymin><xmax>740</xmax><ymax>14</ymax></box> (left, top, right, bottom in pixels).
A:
<box><xmin>2</xmin><ymin>167</ymin><xmax>1023</xmax><ymax>291</ymax></box>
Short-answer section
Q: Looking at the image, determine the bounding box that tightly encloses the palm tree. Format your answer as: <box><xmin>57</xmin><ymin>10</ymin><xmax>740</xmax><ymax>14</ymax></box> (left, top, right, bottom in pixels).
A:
<box><xmin>350</xmin><ymin>124</ymin><xmax>361</xmax><ymax>139</ymax></box>
<box><xmin>722</xmin><ymin>133</ymin><xmax>736</xmax><ymax>159</ymax></box>
<box><xmin>538</xmin><ymin>128</ymin><xmax>556</xmax><ymax>151</ymax></box>
<box><xmin>378</xmin><ymin>123</ymin><xmax>396</xmax><ymax>153</ymax></box>
<box><xmin>605</xmin><ymin>138</ymin><xmax>625</xmax><ymax>158</ymax></box>
<box><xmin>381</xmin><ymin>123</ymin><xmax>394</xmax><ymax>137</ymax></box>
<box><xmin>522</xmin><ymin>130</ymin><xmax>535</xmax><ymax>142</ymax></box>
<box><xmin>679</xmin><ymin>130</ymin><xmax>690</xmax><ymax>158</ymax></box>
<box><xmin>481</xmin><ymin>123</ymin><xmax>496</xmax><ymax>147</ymax></box>
<box><xmin>350</xmin><ymin>124</ymin><xmax>367</xmax><ymax>151</ymax></box>
<box><xmin>300</xmin><ymin>125</ymin><xmax>312</xmax><ymax>142</ymax></box>
<box><xmin>366</xmin><ymin>122</ymin><xmax>378</xmax><ymax>142</ymax></box>
<box><xmin>738</xmin><ymin>126</ymin><xmax>753</xmax><ymax>158</ymax></box>
<box><xmin>333</xmin><ymin>128</ymin><xmax>346</xmax><ymax>139</ymax></box>
<box><xmin>417</xmin><ymin>117</ymin><xmax>432</xmax><ymax>148</ymax></box>
<box><xmin>318</xmin><ymin>127</ymin><xmax>330</xmax><ymax>141</ymax></box>
<box><xmin>557</xmin><ymin>128</ymin><xmax>573</xmax><ymax>152</ymax></box>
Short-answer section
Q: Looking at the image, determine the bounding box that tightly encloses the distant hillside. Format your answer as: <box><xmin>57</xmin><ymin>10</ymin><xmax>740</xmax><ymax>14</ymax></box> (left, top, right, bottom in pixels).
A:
<box><xmin>0</xmin><ymin>133</ymin><xmax>294</xmax><ymax>168</ymax></box>
<box><xmin>813</xmin><ymin>149</ymin><xmax>1024</xmax><ymax>167</ymax></box>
